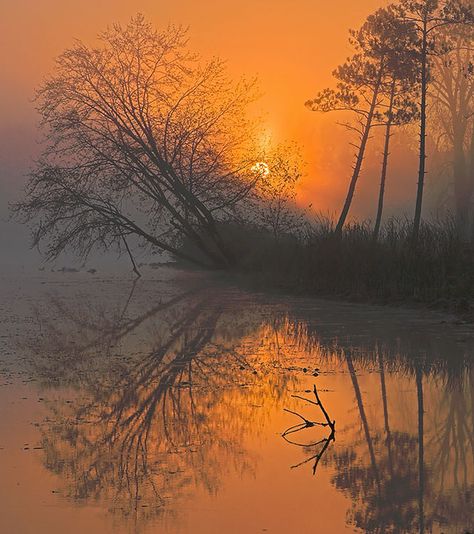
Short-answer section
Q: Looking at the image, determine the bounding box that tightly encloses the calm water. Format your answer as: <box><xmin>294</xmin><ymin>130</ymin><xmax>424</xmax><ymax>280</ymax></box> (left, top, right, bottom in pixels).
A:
<box><xmin>0</xmin><ymin>268</ymin><xmax>473</xmax><ymax>534</ymax></box>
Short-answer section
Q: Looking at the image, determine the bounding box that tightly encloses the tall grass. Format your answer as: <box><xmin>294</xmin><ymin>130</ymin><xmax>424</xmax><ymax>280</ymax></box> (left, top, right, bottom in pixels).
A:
<box><xmin>227</xmin><ymin>215</ymin><xmax>474</xmax><ymax>307</ymax></box>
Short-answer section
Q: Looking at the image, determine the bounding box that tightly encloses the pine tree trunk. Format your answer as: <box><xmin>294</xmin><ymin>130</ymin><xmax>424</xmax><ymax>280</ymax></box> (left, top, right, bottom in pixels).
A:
<box><xmin>335</xmin><ymin>66</ymin><xmax>384</xmax><ymax>235</ymax></box>
<box><xmin>373</xmin><ymin>79</ymin><xmax>396</xmax><ymax>241</ymax></box>
<box><xmin>413</xmin><ymin>22</ymin><xmax>428</xmax><ymax>243</ymax></box>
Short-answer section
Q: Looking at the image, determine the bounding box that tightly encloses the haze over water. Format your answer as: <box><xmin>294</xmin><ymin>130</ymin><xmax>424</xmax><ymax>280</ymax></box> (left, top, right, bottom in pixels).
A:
<box><xmin>1</xmin><ymin>268</ymin><xmax>472</xmax><ymax>533</ymax></box>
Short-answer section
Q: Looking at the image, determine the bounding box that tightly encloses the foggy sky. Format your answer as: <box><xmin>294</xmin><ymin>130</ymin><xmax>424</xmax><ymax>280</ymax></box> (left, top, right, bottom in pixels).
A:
<box><xmin>1</xmin><ymin>0</ymin><xmax>424</xmax><ymax>269</ymax></box>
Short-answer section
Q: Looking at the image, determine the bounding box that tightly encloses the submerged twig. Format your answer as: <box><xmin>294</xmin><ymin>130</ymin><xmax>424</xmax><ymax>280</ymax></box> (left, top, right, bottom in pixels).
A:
<box><xmin>282</xmin><ymin>384</ymin><xmax>336</xmax><ymax>475</ymax></box>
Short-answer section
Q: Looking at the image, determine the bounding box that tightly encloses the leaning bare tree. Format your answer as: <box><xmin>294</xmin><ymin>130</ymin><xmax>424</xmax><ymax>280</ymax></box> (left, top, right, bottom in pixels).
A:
<box><xmin>14</xmin><ymin>15</ymin><xmax>260</xmax><ymax>270</ymax></box>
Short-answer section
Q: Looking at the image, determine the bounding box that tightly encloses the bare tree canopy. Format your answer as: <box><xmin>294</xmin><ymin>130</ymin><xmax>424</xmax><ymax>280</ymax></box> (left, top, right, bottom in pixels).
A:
<box><xmin>252</xmin><ymin>143</ymin><xmax>305</xmax><ymax>240</ymax></box>
<box><xmin>14</xmin><ymin>15</ymin><xmax>261</xmax><ymax>269</ymax></box>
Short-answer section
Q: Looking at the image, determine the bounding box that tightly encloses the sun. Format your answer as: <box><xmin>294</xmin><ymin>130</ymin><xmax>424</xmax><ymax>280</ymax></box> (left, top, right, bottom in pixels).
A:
<box><xmin>251</xmin><ymin>161</ymin><xmax>270</xmax><ymax>177</ymax></box>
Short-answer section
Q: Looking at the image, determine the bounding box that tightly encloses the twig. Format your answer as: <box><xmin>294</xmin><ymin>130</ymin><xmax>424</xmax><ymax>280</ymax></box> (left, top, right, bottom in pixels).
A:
<box><xmin>282</xmin><ymin>384</ymin><xmax>336</xmax><ymax>475</ymax></box>
<box><xmin>121</xmin><ymin>231</ymin><xmax>141</xmax><ymax>278</ymax></box>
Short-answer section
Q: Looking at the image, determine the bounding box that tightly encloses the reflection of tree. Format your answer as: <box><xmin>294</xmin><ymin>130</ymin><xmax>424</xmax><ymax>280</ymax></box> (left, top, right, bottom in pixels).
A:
<box><xmin>321</xmin><ymin>348</ymin><xmax>473</xmax><ymax>534</ymax></box>
<box><xmin>427</xmin><ymin>366</ymin><xmax>474</xmax><ymax>532</ymax></box>
<box><xmin>28</xmin><ymin>283</ymin><xmax>296</xmax><ymax>530</ymax></box>
<box><xmin>415</xmin><ymin>364</ymin><xmax>425</xmax><ymax>534</ymax></box>
<box><xmin>330</xmin><ymin>351</ymin><xmax>422</xmax><ymax>534</ymax></box>
<box><xmin>330</xmin><ymin>432</ymin><xmax>420</xmax><ymax>533</ymax></box>
<box><xmin>23</xmin><ymin>282</ymin><xmax>474</xmax><ymax>533</ymax></box>
<box><xmin>284</xmin><ymin>303</ymin><xmax>474</xmax><ymax>533</ymax></box>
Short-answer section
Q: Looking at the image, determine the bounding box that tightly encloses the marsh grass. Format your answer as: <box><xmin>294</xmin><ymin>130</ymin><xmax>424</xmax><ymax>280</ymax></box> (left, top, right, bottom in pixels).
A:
<box><xmin>210</xmin><ymin>216</ymin><xmax>474</xmax><ymax>309</ymax></box>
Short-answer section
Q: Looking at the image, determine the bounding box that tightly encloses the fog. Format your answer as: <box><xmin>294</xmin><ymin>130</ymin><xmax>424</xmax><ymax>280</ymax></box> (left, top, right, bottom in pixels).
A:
<box><xmin>0</xmin><ymin>0</ymin><xmax>450</xmax><ymax>269</ymax></box>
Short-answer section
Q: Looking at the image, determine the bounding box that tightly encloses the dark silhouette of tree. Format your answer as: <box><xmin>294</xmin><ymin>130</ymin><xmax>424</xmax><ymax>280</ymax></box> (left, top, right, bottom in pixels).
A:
<box><xmin>397</xmin><ymin>0</ymin><xmax>474</xmax><ymax>241</ymax></box>
<box><xmin>430</xmin><ymin>20</ymin><xmax>474</xmax><ymax>237</ymax></box>
<box><xmin>373</xmin><ymin>57</ymin><xmax>419</xmax><ymax>240</ymax></box>
<box><xmin>306</xmin><ymin>7</ymin><xmax>418</xmax><ymax>235</ymax></box>
<box><xmin>14</xmin><ymin>15</ymin><xmax>261</xmax><ymax>269</ymax></box>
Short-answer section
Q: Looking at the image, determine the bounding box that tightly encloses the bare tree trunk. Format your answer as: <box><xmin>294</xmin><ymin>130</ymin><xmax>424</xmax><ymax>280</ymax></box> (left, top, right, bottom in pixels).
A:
<box><xmin>373</xmin><ymin>79</ymin><xmax>396</xmax><ymax>241</ymax></box>
<box><xmin>121</xmin><ymin>233</ymin><xmax>141</xmax><ymax>278</ymax></box>
<box><xmin>453</xmin><ymin>130</ymin><xmax>470</xmax><ymax>239</ymax></box>
<box><xmin>468</xmin><ymin>123</ymin><xmax>474</xmax><ymax>241</ymax></box>
<box><xmin>413</xmin><ymin>22</ymin><xmax>428</xmax><ymax>243</ymax></box>
<box><xmin>165</xmin><ymin>166</ymin><xmax>235</xmax><ymax>267</ymax></box>
<box><xmin>335</xmin><ymin>67</ymin><xmax>384</xmax><ymax>235</ymax></box>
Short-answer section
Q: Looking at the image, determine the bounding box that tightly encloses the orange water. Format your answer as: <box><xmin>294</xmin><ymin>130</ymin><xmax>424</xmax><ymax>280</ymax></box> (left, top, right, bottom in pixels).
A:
<box><xmin>1</xmin><ymin>270</ymin><xmax>472</xmax><ymax>533</ymax></box>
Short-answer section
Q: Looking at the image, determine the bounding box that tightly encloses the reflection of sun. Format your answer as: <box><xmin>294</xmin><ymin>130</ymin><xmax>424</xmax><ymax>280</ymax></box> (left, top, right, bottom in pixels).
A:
<box><xmin>251</xmin><ymin>161</ymin><xmax>270</xmax><ymax>177</ymax></box>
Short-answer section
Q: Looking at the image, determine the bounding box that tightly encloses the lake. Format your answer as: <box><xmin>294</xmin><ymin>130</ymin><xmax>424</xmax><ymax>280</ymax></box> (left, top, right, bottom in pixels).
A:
<box><xmin>1</xmin><ymin>268</ymin><xmax>473</xmax><ymax>533</ymax></box>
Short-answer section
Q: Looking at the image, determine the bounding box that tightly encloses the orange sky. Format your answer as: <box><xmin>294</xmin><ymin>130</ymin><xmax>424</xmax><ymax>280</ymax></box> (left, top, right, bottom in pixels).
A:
<box><xmin>2</xmin><ymin>0</ymin><xmax>406</xmax><ymax>226</ymax></box>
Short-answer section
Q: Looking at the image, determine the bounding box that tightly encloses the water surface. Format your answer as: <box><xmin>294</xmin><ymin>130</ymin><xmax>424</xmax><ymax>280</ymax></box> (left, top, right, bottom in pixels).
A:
<box><xmin>1</xmin><ymin>268</ymin><xmax>473</xmax><ymax>533</ymax></box>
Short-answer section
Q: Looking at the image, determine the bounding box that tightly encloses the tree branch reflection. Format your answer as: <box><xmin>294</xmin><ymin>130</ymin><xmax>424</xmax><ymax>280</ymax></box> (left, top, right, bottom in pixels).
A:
<box><xmin>27</xmin><ymin>282</ymin><xmax>294</xmax><ymax>529</ymax></box>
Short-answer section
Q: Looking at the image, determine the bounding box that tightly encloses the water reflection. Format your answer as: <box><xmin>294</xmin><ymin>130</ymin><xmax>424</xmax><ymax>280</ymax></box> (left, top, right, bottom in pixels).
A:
<box><xmin>322</xmin><ymin>350</ymin><xmax>473</xmax><ymax>534</ymax></box>
<box><xmin>21</xmin><ymin>277</ymin><xmax>474</xmax><ymax>533</ymax></box>
<box><xmin>26</xmin><ymin>282</ymin><xmax>298</xmax><ymax>530</ymax></box>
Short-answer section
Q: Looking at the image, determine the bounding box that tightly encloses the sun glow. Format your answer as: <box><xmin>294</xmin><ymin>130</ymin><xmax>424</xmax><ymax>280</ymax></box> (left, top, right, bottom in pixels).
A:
<box><xmin>251</xmin><ymin>161</ymin><xmax>270</xmax><ymax>177</ymax></box>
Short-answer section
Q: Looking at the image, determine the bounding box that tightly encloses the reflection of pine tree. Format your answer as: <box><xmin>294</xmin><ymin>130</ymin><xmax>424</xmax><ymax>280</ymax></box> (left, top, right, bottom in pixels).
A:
<box><xmin>330</xmin><ymin>431</ymin><xmax>420</xmax><ymax>533</ymax></box>
<box><xmin>323</xmin><ymin>349</ymin><xmax>474</xmax><ymax>534</ymax></box>
<box><xmin>327</xmin><ymin>352</ymin><xmax>427</xmax><ymax>534</ymax></box>
<box><xmin>427</xmin><ymin>366</ymin><xmax>474</xmax><ymax>532</ymax></box>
